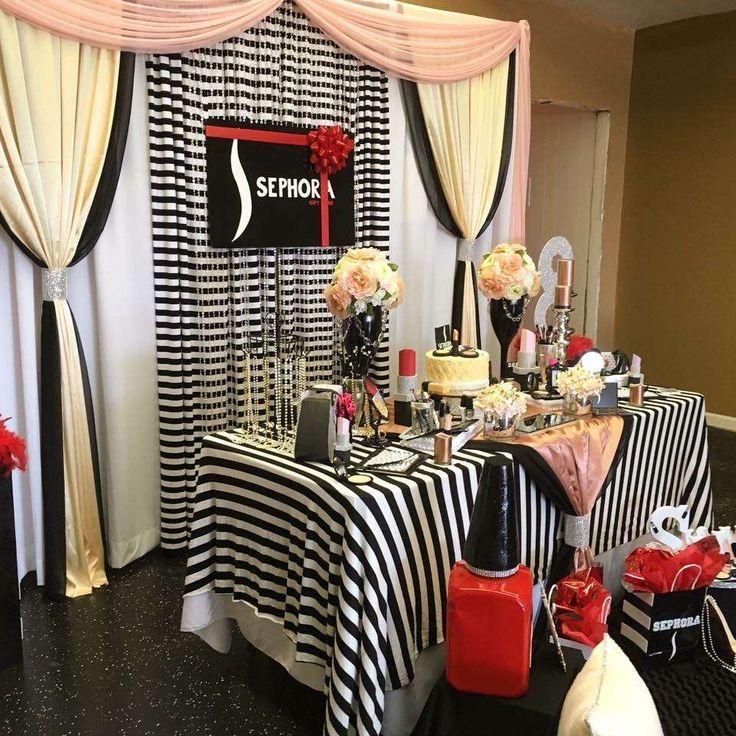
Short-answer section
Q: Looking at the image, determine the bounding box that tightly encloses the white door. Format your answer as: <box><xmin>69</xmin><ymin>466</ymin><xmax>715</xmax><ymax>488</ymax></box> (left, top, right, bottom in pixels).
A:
<box><xmin>525</xmin><ymin>103</ymin><xmax>608</xmax><ymax>339</ymax></box>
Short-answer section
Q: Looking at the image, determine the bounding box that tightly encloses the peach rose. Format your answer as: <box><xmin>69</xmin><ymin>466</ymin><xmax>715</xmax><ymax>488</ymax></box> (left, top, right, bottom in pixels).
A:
<box><xmin>324</xmin><ymin>284</ymin><xmax>351</xmax><ymax>319</ymax></box>
<box><xmin>338</xmin><ymin>262</ymin><xmax>378</xmax><ymax>300</ymax></box>
<box><xmin>390</xmin><ymin>275</ymin><xmax>405</xmax><ymax>308</ymax></box>
<box><xmin>497</xmin><ymin>252</ymin><xmax>523</xmax><ymax>275</ymax></box>
<box><xmin>479</xmin><ymin>271</ymin><xmax>511</xmax><ymax>300</ymax></box>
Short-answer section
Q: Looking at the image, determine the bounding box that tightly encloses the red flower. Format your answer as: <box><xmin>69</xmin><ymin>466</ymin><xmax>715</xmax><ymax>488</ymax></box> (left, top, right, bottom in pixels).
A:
<box><xmin>0</xmin><ymin>416</ymin><xmax>27</xmax><ymax>478</ymax></box>
<box><xmin>307</xmin><ymin>125</ymin><xmax>354</xmax><ymax>176</ymax></box>
<box><xmin>566</xmin><ymin>335</ymin><xmax>594</xmax><ymax>364</ymax></box>
<box><xmin>336</xmin><ymin>393</ymin><xmax>357</xmax><ymax>421</ymax></box>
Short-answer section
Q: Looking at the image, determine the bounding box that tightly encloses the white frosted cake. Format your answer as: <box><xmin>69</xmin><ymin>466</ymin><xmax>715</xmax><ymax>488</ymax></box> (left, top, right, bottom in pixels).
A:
<box><xmin>425</xmin><ymin>349</ymin><xmax>490</xmax><ymax>395</ymax></box>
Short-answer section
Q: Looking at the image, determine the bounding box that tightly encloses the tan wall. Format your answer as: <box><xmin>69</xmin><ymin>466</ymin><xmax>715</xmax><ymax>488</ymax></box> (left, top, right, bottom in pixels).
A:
<box><xmin>616</xmin><ymin>13</ymin><xmax>736</xmax><ymax>416</ymax></box>
<box><xmin>412</xmin><ymin>0</ymin><xmax>635</xmax><ymax>348</ymax></box>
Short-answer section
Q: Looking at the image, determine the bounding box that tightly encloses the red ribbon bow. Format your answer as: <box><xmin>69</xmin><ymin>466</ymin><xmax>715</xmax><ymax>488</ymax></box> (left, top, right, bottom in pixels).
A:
<box><xmin>307</xmin><ymin>125</ymin><xmax>354</xmax><ymax>246</ymax></box>
<box><xmin>307</xmin><ymin>125</ymin><xmax>354</xmax><ymax>175</ymax></box>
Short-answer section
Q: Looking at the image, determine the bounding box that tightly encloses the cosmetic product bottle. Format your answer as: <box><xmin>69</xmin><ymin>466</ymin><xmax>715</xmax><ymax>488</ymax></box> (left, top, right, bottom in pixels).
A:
<box><xmin>433</xmin><ymin>432</ymin><xmax>452</xmax><ymax>465</ymax></box>
<box><xmin>440</xmin><ymin>400</ymin><xmax>452</xmax><ymax>431</ymax></box>
<box><xmin>547</xmin><ymin>359</ymin><xmax>562</xmax><ymax>394</ymax></box>
<box><xmin>628</xmin><ymin>383</ymin><xmax>644</xmax><ymax>406</ymax></box>
<box><xmin>395</xmin><ymin>349</ymin><xmax>417</xmax><ymax>426</ymax></box>
<box><xmin>628</xmin><ymin>353</ymin><xmax>643</xmax><ymax>386</ymax></box>
<box><xmin>446</xmin><ymin>456</ymin><xmax>533</xmax><ymax>697</ymax></box>
<box><xmin>461</xmin><ymin>395</ymin><xmax>475</xmax><ymax>422</ymax></box>
<box><xmin>516</xmin><ymin>328</ymin><xmax>537</xmax><ymax>370</ymax></box>
<box><xmin>334</xmin><ymin>417</ymin><xmax>352</xmax><ymax>464</ymax></box>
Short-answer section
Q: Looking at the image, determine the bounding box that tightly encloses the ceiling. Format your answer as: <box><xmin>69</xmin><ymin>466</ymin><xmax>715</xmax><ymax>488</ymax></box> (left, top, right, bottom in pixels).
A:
<box><xmin>544</xmin><ymin>0</ymin><xmax>736</xmax><ymax>29</ymax></box>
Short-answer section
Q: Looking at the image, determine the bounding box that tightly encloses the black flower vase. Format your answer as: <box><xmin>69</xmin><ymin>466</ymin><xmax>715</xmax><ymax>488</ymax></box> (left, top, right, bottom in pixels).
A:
<box><xmin>490</xmin><ymin>297</ymin><xmax>527</xmax><ymax>379</ymax></box>
<box><xmin>0</xmin><ymin>474</ymin><xmax>22</xmax><ymax>671</ymax></box>
<box><xmin>342</xmin><ymin>306</ymin><xmax>385</xmax><ymax>378</ymax></box>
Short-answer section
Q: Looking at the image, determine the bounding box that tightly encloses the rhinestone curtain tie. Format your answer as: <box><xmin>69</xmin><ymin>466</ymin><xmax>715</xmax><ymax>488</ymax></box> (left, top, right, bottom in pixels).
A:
<box><xmin>42</xmin><ymin>268</ymin><xmax>67</xmax><ymax>301</ymax></box>
<box><xmin>458</xmin><ymin>238</ymin><xmax>476</xmax><ymax>262</ymax></box>
<box><xmin>564</xmin><ymin>512</ymin><xmax>591</xmax><ymax>548</ymax></box>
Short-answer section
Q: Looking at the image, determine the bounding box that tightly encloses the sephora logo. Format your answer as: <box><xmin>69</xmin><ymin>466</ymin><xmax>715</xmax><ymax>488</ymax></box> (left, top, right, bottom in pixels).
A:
<box><xmin>651</xmin><ymin>615</ymin><xmax>700</xmax><ymax>632</ymax></box>
<box><xmin>254</xmin><ymin>176</ymin><xmax>336</xmax><ymax>201</ymax></box>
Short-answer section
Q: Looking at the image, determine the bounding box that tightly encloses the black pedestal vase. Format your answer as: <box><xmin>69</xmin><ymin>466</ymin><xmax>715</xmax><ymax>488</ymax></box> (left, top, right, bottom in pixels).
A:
<box><xmin>489</xmin><ymin>297</ymin><xmax>527</xmax><ymax>379</ymax></box>
<box><xmin>341</xmin><ymin>307</ymin><xmax>385</xmax><ymax>379</ymax></box>
<box><xmin>0</xmin><ymin>474</ymin><xmax>22</xmax><ymax>671</ymax></box>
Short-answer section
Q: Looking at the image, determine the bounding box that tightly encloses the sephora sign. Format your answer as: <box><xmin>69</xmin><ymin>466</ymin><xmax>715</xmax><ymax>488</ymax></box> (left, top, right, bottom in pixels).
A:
<box><xmin>205</xmin><ymin>121</ymin><xmax>355</xmax><ymax>249</ymax></box>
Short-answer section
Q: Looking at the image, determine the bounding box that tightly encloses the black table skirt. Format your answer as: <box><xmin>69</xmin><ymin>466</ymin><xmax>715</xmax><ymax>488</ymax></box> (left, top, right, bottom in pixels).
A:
<box><xmin>0</xmin><ymin>474</ymin><xmax>22</xmax><ymax>671</ymax></box>
<box><xmin>410</xmin><ymin>645</ymin><xmax>585</xmax><ymax>736</ymax></box>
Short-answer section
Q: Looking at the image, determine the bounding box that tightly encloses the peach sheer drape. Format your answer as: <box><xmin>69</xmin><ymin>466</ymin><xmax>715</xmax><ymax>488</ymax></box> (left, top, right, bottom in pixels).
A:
<box><xmin>0</xmin><ymin>0</ymin><xmax>526</xmax><ymax>81</ymax></box>
<box><xmin>0</xmin><ymin>0</ymin><xmax>532</xmax><ymax>263</ymax></box>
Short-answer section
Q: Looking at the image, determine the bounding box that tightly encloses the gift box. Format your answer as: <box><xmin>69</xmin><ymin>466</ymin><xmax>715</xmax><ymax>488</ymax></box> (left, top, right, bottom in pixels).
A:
<box><xmin>552</xmin><ymin>567</ymin><xmax>611</xmax><ymax>652</ymax></box>
<box><xmin>620</xmin><ymin>587</ymin><xmax>706</xmax><ymax>662</ymax></box>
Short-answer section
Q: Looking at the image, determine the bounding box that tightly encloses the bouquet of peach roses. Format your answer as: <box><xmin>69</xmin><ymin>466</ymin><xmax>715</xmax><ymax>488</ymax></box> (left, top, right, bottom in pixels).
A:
<box><xmin>324</xmin><ymin>247</ymin><xmax>404</xmax><ymax>319</ymax></box>
<box><xmin>478</xmin><ymin>243</ymin><xmax>541</xmax><ymax>302</ymax></box>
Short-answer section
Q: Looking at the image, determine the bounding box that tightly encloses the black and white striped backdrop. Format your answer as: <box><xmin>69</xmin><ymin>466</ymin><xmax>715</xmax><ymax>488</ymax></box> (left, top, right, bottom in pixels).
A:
<box><xmin>182</xmin><ymin>391</ymin><xmax>712</xmax><ymax>736</ymax></box>
<box><xmin>146</xmin><ymin>1</ymin><xmax>390</xmax><ymax>550</ymax></box>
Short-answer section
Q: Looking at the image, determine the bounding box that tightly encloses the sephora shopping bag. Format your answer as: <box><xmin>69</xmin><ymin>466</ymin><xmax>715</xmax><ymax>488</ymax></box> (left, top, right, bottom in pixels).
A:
<box><xmin>620</xmin><ymin>564</ymin><xmax>705</xmax><ymax>662</ymax></box>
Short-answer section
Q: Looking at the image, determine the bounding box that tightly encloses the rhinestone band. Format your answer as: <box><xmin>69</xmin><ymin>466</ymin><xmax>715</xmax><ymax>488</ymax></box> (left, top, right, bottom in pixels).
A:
<box><xmin>458</xmin><ymin>238</ymin><xmax>475</xmax><ymax>262</ymax></box>
<box><xmin>42</xmin><ymin>268</ymin><xmax>67</xmax><ymax>301</ymax></box>
<box><xmin>564</xmin><ymin>513</ymin><xmax>591</xmax><ymax>548</ymax></box>
<box><xmin>466</xmin><ymin>563</ymin><xmax>520</xmax><ymax>579</ymax></box>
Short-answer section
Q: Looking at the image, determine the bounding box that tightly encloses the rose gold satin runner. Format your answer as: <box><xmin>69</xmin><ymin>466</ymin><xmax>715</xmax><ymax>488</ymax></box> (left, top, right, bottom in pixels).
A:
<box><xmin>502</xmin><ymin>415</ymin><xmax>624</xmax><ymax>515</ymax></box>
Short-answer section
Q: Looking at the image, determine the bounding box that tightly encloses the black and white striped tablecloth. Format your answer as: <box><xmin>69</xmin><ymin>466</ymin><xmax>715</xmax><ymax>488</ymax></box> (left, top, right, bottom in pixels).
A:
<box><xmin>182</xmin><ymin>389</ymin><xmax>712</xmax><ymax>736</ymax></box>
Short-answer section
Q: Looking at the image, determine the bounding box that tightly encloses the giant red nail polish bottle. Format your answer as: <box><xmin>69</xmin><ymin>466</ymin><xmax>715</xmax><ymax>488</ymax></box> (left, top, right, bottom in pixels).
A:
<box><xmin>446</xmin><ymin>456</ymin><xmax>533</xmax><ymax>697</ymax></box>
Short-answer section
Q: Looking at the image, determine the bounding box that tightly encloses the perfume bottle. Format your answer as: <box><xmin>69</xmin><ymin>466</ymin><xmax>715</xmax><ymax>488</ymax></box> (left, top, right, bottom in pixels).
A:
<box><xmin>446</xmin><ymin>456</ymin><xmax>533</xmax><ymax>697</ymax></box>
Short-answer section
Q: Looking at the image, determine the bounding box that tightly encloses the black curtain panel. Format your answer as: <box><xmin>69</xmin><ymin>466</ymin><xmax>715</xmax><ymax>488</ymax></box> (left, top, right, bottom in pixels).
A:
<box><xmin>72</xmin><ymin>53</ymin><xmax>136</xmax><ymax>265</ymax></box>
<box><xmin>400</xmin><ymin>52</ymin><xmax>516</xmax><ymax>347</ymax></box>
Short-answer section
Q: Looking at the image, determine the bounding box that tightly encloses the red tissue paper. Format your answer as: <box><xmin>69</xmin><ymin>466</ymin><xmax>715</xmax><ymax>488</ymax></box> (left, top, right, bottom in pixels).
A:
<box><xmin>0</xmin><ymin>416</ymin><xmax>27</xmax><ymax>478</ymax></box>
<box><xmin>565</xmin><ymin>335</ymin><xmax>595</xmax><ymax>364</ymax></box>
<box><xmin>553</xmin><ymin>566</ymin><xmax>612</xmax><ymax>648</ymax></box>
<box><xmin>623</xmin><ymin>536</ymin><xmax>729</xmax><ymax>594</ymax></box>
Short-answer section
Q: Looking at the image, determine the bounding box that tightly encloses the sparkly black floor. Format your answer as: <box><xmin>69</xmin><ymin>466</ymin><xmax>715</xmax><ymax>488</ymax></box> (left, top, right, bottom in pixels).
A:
<box><xmin>1</xmin><ymin>427</ymin><xmax>735</xmax><ymax>736</ymax></box>
<box><xmin>709</xmin><ymin>428</ymin><xmax>736</xmax><ymax>525</ymax></box>
<box><xmin>0</xmin><ymin>553</ymin><xmax>325</xmax><ymax>736</ymax></box>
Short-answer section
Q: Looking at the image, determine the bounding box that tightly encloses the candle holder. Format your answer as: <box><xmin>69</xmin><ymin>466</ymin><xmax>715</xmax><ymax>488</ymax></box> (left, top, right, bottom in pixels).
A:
<box><xmin>553</xmin><ymin>306</ymin><xmax>575</xmax><ymax>368</ymax></box>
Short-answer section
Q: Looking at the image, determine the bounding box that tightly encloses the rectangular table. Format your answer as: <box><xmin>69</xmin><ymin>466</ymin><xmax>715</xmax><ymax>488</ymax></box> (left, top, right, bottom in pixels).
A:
<box><xmin>181</xmin><ymin>389</ymin><xmax>712</xmax><ymax>736</ymax></box>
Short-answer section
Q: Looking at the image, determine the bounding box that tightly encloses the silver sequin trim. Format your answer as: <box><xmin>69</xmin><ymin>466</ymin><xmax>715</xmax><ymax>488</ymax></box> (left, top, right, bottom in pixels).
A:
<box><xmin>564</xmin><ymin>512</ymin><xmax>591</xmax><ymax>548</ymax></box>
<box><xmin>42</xmin><ymin>268</ymin><xmax>67</xmax><ymax>301</ymax></box>
<box><xmin>466</xmin><ymin>563</ymin><xmax>520</xmax><ymax>578</ymax></box>
<box><xmin>458</xmin><ymin>238</ymin><xmax>475</xmax><ymax>262</ymax></box>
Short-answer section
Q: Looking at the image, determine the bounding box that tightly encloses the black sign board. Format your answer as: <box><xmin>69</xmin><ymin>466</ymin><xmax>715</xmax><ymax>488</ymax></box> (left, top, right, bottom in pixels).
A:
<box><xmin>205</xmin><ymin>121</ymin><xmax>355</xmax><ymax>249</ymax></box>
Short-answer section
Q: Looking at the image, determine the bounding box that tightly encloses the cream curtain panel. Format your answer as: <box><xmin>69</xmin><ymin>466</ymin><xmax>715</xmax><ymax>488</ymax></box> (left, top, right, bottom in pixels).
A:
<box><xmin>415</xmin><ymin>57</ymin><xmax>513</xmax><ymax>347</ymax></box>
<box><xmin>0</xmin><ymin>10</ymin><xmax>119</xmax><ymax>597</ymax></box>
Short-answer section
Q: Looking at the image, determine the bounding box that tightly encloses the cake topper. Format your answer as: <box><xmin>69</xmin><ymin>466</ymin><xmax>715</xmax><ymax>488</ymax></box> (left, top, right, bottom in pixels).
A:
<box><xmin>433</xmin><ymin>326</ymin><xmax>479</xmax><ymax>359</ymax></box>
<box><xmin>435</xmin><ymin>325</ymin><xmax>452</xmax><ymax>351</ymax></box>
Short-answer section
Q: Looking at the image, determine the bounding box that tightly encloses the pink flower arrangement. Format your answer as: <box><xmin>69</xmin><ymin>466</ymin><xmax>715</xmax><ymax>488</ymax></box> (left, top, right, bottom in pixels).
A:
<box><xmin>336</xmin><ymin>393</ymin><xmax>357</xmax><ymax>421</ymax></box>
<box><xmin>0</xmin><ymin>416</ymin><xmax>27</xmax><ymax>479</ymax></box>
<box><xmin>478</xmin><ymin>243</ymin><xmax>541</xmax><ymax>302</ymax></box>
<box><xmin>324</xmin><ymin>248</ymin><xmax>404</xmax><ymax>319</ymax></box>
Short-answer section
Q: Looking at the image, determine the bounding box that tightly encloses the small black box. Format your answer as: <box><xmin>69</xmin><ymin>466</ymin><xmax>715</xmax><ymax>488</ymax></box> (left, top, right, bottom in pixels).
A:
<box><xmin>394</xmin><ymin>400</ymin><xmax>412</xmax><ymax>427</ymax></box>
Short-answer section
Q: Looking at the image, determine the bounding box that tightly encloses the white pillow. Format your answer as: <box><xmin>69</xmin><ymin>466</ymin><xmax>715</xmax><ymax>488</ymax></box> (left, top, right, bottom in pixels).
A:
<box><xmin>557</xmin><ymin>634</ymin><xmax>663</xmax><ymax>736</ymax></box>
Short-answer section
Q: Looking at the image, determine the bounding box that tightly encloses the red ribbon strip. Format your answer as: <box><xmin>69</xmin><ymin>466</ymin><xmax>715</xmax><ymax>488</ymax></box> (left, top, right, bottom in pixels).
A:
<box><xmin>307</xmin><ymin>125</ymin><xmax>354</xmax><ymax>248</ymax></box>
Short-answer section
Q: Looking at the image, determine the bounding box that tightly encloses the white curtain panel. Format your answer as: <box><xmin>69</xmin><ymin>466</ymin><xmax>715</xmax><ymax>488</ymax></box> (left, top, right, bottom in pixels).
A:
<box><xmin>388</xmin><ymin>77</ymin><xmax>513</xmax><ymax>382</ymax></box>
<box><xmin>0</xmin><ymin>56</ymin><xmax>159</xmax><ymax>582</ymax></box>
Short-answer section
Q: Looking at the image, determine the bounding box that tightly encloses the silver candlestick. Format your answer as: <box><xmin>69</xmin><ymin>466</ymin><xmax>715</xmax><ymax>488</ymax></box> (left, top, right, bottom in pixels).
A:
<box><xmin>553</xmin><ymin>306</ymin><xmax>574</xmax><ymax>368</ymax></box>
